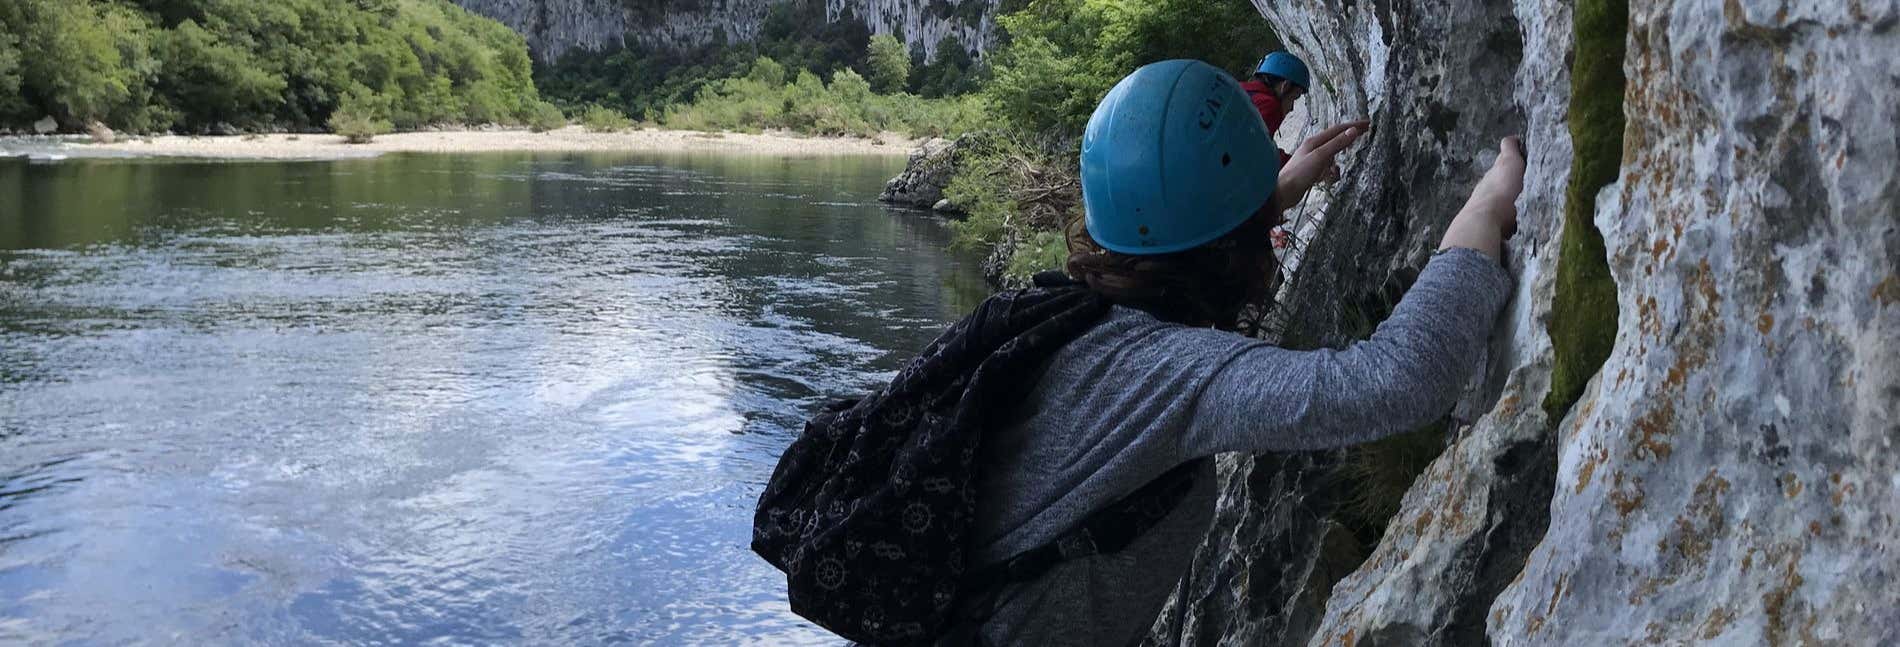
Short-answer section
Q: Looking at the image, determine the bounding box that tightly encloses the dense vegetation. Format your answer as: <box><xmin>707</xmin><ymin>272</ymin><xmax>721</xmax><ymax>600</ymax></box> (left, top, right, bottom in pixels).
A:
<box><xmin>660</xmin><ymin>59</ymin><xmax>988</xmax><ymax>138</ymax></box>
<box><xmin>535</xmin><ymin>0</ymin><xmax>983</xmax><ymax>122</ymax></box>
<box><xmin>0</xmin><ymin>0</ymin><xmax>552</xmax><ymax>134</ymax></box>
<box><xmin>944</xmin><ymin>0</ymin><xmax>1281</xmax><ymax>283</ymax></box>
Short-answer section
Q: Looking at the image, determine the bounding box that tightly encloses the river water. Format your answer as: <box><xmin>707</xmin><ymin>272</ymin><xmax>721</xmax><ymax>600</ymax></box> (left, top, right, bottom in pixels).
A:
<box><xmin>0</xmin><ymin>151</ymin><xmax>988</xmax><ymax>644</ymax></box>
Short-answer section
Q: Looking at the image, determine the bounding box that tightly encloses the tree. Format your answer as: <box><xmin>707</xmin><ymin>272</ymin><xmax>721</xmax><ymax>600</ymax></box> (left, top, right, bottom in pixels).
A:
<box><xmin>10</xmin><ymin>0</ymin><xmax>141</xmax><ymax>125</ymax></box>
<box><xmin>0</xmin><ymin>32</ymin><xmax>26</xmax><ymax>121</ymax></box>
<box><xmin>866</xmin><ymin>34</ymin><xmax>910</xmax><ymax>94</ymax></box>
<box><xmin>156</xmin><ymin>19</ymin><xmax>286</xmax><ymax>129</ymax></box>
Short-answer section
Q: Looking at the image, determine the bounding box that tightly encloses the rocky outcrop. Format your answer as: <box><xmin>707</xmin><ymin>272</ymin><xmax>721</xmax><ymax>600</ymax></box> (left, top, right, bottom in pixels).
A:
<box><xmin>880</xmin><ymin>137</ymin><xmax>960</xmax><ymax>208</ymax></box>
<box><xmin>85</xmin><ymin>121</ymin><xmax>115</xmax><ymax>144</ymax></box>
<box><xmin>1155</xmin><ymin>0</ymin><xmax>1899</xmax><ymax>645</ymax></box>
<box><xmin>451</xmin><ymin>0</ymin><xmax>995</xmax><ymax>62</ymax></box>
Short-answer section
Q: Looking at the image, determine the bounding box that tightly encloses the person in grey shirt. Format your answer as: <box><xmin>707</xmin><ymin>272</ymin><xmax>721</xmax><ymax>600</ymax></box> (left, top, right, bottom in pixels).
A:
<box><xmin>936</xmin><ymin>61</ymin><xmax>1526</xmax><ymax>646</ymax></box>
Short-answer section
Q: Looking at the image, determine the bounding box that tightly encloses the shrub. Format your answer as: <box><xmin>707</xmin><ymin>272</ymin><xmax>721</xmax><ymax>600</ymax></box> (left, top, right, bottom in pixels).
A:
<box><xmin>581</xmin><ymin>105</ymin><xmax>632</xmax><ymax>132</ymax></box>
<box><xmin>330</xmin><ymin>107</ymin><xmax>391</xmax><ymax>144</ymax></box>
<box><xmin>526</xmin><ymin>100</ymin><xmax>566</xmax><ymax>132</ymax></box>
<box><xmin>330</xmin><ymin>91</ymin><xmax>391</xmax><ymax>143</ymax></box>
<box><xmin>746</xmin><ymin>56</ymin><xmax>787</xmax><ymax>86</ymax></box>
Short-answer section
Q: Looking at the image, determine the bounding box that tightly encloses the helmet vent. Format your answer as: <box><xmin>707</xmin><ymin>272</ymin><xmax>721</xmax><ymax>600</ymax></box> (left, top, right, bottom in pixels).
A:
<box><xmin>1221</xmin><ymin>153</ymin><xmax>1231</xmax><ymax>167</ymax></box>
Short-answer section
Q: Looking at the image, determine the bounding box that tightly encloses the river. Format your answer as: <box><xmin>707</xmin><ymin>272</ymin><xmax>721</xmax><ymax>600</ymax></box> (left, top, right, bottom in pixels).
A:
<box><xmin>0</xmin><ymin>151</ymin><xmax>988</xmax><ymax>644</ymax></box>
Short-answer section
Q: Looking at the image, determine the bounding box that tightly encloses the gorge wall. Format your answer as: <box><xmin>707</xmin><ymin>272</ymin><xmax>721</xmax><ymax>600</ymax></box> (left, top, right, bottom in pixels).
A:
<box><xmin>1152</xmin><ymin>0</ymin><xmax>1899</xmax><ymax>644</ymax></box>
<box><xmin>449</xmin><ymin>0</ymin><xmax>996</xmax><ymax>62</ymax></box>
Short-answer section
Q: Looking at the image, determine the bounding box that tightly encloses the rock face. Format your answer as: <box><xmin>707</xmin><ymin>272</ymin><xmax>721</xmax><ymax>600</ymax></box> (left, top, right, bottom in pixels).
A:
<box><xmin>450</xmin><ymin>0</ymin><xmax>995</xmax><ymax>62</ymax></box>
<box><xmin>879</xmin><ymin>137</ymin><xmax>960</xmax><ymax>208</ymax></box>
<box><xmin>1153</xmin><ymin>0</ymin><xmax>1899</xmax><ymax>645</ymax></box>
<box><xmin>1488</xmin><ymin>1</ymin><xmax>1899</xmax><ymax>643</ymax></box>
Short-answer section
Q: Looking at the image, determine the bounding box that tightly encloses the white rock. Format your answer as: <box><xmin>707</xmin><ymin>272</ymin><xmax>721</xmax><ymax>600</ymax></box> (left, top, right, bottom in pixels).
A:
<box><xmin>1152</xmin><ymin>0</ymin><xmax>1900</xmax><ymax>645</ymax></box>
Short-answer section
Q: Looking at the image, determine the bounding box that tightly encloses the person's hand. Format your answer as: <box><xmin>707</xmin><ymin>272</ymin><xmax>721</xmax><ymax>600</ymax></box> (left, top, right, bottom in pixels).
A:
<box><xmin>1467</xmin><ymin>136</ymin><xmax>1525</xmax><ymax>239</ymax></box>
<box><xmin>1277</xmin><ymin>120</ymin><xmax>1369</xmax><ymax>211</ymax></box>
<box><xmin>1438</xmin><ymin>136</ymin><xmax>1526</xmax><ymax>259</ymax></box>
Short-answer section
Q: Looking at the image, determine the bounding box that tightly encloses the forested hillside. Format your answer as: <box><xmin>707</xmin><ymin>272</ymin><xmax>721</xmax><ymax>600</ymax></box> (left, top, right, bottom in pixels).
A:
<box><xmin>0</xmin><ymin>0</ymin><xmax>549</xmax><ymax>134</ymax></box>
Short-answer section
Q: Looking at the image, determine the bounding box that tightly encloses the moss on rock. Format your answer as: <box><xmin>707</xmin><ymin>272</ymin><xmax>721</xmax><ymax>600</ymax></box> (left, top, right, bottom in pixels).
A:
<box><xmin>1543</xmin><ymin>0</ymin><xmax>1627</xmax><ymax>422</ymax></box>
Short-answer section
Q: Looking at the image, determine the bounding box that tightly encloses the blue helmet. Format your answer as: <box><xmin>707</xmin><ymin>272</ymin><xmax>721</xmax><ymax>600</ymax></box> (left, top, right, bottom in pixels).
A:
<box><xmin>1080</xmin><ymin>60</ymin><xmax>1278</xmax><ymax>255</ymax></box>
<box><xmin>1255</xmin><ymin>51</ymin><xmax>1311</xmax><ymax>90</ymax></box>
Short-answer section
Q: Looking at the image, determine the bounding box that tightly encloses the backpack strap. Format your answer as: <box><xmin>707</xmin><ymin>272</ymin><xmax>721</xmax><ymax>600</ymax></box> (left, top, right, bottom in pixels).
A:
<box><xmin>968</xmin><ymin>459</ymin><xmax>1201</xmax><ymax>589</ymax></box>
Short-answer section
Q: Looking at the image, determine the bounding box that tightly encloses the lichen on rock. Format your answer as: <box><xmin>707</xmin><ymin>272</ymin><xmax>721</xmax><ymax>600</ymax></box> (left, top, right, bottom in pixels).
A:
<box><xmin>1157</xmin><ymin>0</ymin><xmax>1898</xmax><ymax>645</ymax></box>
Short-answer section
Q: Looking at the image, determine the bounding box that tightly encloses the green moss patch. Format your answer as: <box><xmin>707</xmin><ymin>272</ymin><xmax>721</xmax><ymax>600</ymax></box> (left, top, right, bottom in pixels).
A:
<box><xmin>1543</xmin><ymin>0</ymin><xmax>1627</xmax><ymax>422</ymax></box>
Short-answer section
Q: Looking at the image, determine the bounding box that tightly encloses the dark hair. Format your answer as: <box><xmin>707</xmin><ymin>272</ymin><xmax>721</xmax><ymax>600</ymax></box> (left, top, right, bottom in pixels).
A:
<box><xmin>1065</xmin><ymin>207</ymin><xmax>1281</xmax><ymax>331</ymax></box>
<box><xmin>1256</xmin><ymin>73</ymin><xmax>1290</xmax><ymax>86</ymax></box>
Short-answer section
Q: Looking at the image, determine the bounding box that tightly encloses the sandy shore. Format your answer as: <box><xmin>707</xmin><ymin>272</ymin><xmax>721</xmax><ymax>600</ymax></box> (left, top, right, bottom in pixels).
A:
<box><xmin>76</xmin><ymin>126</ymin><xmax>918</xmax><ymax>159</ymax></box>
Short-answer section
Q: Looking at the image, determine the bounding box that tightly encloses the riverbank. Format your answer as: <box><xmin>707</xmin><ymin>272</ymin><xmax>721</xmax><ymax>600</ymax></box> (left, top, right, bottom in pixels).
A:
<box><xmin>53</xmin><ymin>127</ymin><xmax>916</xmax><ymax>160</ymax></box>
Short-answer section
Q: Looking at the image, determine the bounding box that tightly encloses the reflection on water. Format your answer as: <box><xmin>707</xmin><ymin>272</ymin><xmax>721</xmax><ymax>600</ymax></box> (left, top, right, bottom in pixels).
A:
<box><xmin>0</xmin><ymin>152</ymin><xmax>987</xmax><ymax>644</ymax></box>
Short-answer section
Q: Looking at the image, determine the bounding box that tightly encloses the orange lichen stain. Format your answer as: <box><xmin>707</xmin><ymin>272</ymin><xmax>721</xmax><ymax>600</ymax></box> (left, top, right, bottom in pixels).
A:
<box><xmin>1701</xmin><ymin>607</ymin><xmax>1737</xmax><ymax>640</ymax></box>
<box><xmin>1779</xmin><ymin>473</ymin><xmax>1803</xmax><ymax>499</ymax></box>
<box><xmin>1808</xmin><ymin>521</ymin><xmax>1823</xmax><ymax>536</ymax></box>
<box><xmin>1575</xmin><ymin>453</ymin><xmax>1601</xmax><ymax>494</ymax></box>
<box><xmin>1872</xmin><ymin>275</ymin><xmax>1899</xmax><ymax>307</ymax></box>
<box><xmin>1694</xmin><ymin>260</ymin><xmax>1723</xmax><ymax>308</ymax></box>
<box><xmin>1610</xmin><ymin>472</ymin><xmax>1647</xmax><ymax>518</ymax></box>
<box><xmin>1616</xmin><ymin>367</ymin><xmax>1631</xmax><ymax>385</ymax></box>
<box><xmin>1762</xmin><ymin>548</ymin><xmax>1807</xmax><ymax>646</ymax></box>
<box><xmin>1650</xmin><ymin>236</ymin><xmax>1671</xmax><ymax>263</ymax></box>
<box><xmin>1497</xmin><ymin>394</ymin><xmax>1522</xmax><ymax>417</ymax></box>
<box><xmin>1413</xmin><ymin>510</ymin><xmax>1435</xmax><ymax>536</ymax></box>
<box><xmin>1547</xmin><ymin>572</ymin><xmax>1569</xmax><ymax>616</ymax></box>
<box><xmin>1638</xmin><ymin>295</ymin><xmax>1662</xmax><ymax>335</ymax></box>
<box><xmin>1758</xmin><ymin>313</ymin><xmax>1775</xmax><ymax>336</ymax></box>
<box><xmin>1832</xmin><ymin>480</ymin><xmax>1857</xmax><ymax>507</ymax></box>
<box><xmin>1643</xmin><ymin>621</ymin><xmax>1667</xmax><ymax>644</ymax></box>
<box><xmin>1526</xmin><ymin>614</ymin><xmax>1547</xmax><ymax>634</ymax></box>
<box><xmin>1741</xmin><ymin>549</ymin><xmax>1755</xmax><ymax>572</ymax></box>
<box><xmin>1633</xmin><ymin>401</ymin><xmax>1677</xmax><ymax>460</ymax></box>
<box><xmin>1340</xmin><ymin>627</ymin><xmax>1356</xmax><ymax>647</ymax></box>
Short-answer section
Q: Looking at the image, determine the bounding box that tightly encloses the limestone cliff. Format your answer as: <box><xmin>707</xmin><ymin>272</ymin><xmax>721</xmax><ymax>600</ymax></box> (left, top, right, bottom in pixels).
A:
<box><xmin>450</xmin><ymin>0</ymin><xmax>994</xmax><ymax>62</ymax></box>
<box><xmin>1152</xmin><ymin>0</ymin><xmax>1899</xmax><ymax>644</ymax></box>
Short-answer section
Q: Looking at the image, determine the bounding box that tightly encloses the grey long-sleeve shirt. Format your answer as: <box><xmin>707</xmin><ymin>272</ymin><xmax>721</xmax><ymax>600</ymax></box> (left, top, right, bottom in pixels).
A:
<box><xmin>948</xmin><ymin>247</ymin><xmax>1512</xmax><ymax>646</ymax></box>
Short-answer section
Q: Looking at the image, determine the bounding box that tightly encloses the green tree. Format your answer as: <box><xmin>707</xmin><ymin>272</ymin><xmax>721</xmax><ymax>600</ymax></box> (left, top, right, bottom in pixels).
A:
<box><xmin>747</xmin><ymin>56</ymin><xmax>788</xmax><ymax>86</ymax></box>
<box><xmin>866</xmin><ymin>34</ymin><xmax>911</xmax><ymax>93</ymax></box>
<box><xmin>914</xmin><ymin>35</ymin><xmax>980</xmax><ymax>98</ymax></box>
<box><xmin>156</xmin><ymin>19</ymin><xmax>286</xmax><ymax>129</ymax></box>
<box><xmin>0</xmin><ymin>32</ymin><xmax>26</xmax><ymax>121</ymax></box>
<box><xmin>981</xmin><ymin>0</ymin><xmax>1278</xmax><ymax>137</ymax></box>
<box><xmin>0</xmin><ymin>0</ymin><xmax>543</xmax><ymax>132</ymax></box>
<box><xmin>8</xmin><ymin>0</ymin><xmax>142</xmax><ymax>126</ymax></box>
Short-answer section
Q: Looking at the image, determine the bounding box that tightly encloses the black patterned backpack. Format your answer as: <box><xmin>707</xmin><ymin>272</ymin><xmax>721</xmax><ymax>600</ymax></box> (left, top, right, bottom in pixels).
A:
<box><xmin>752</xmin><ymin>274</ymin><xmax>1198</xmax><ymax>644</ymax></box>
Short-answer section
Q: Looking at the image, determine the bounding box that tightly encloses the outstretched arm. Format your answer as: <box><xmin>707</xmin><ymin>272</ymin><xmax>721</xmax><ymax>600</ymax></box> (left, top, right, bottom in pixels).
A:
<box><xmin>1190</xmin><ymin>137</ymin><xmax>1526</xmax><ymax>453</ymax></box>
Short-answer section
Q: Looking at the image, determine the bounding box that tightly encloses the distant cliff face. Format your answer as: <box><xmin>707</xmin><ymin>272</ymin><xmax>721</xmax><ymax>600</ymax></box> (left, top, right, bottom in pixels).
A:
<box><xmin>451</xmin><ymin>0</ymin><xmax>995</xmax><ymax>62</ymax></box>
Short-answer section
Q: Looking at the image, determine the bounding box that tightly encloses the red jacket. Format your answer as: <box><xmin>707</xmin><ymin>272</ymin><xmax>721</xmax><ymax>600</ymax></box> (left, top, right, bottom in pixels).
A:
<box><xmin>1240</xmin><ymin>78</ymin><xmax>1294</xmax><ymax>165</ymax></box>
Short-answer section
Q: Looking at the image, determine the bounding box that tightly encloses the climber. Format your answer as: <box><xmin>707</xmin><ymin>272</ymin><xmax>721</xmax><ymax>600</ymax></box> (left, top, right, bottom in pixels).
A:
<box><xmin>753</xmin><ymin>60</ymin><xmax>1525</xmax><ymax>647</ymax></box>
<box><xmin>936</xmin><ymin>61</ymin><xmax>1521</xmax><ymax>646</ymax></box>
<box><xmin>1241</xmin><ymin>50</ymin><xmax>1311</xmax><ymax>165</ymax></box>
